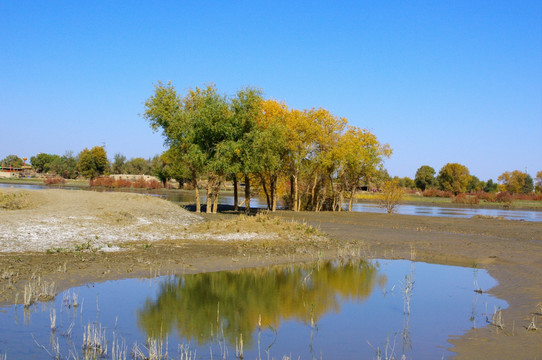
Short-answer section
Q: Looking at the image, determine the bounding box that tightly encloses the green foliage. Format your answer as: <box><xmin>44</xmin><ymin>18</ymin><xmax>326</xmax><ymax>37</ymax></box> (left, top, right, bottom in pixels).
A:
<box><xmin>484</xmin><ymin>179</ymin><xmax>498</xmax><ymax>193</ymax></box>
<box><xmin>467</xmin><ymin>175</ymin><xmax>483</xmax><ymax>193</ymax></box>
<box><xmin>414</xmin><ymin>165</ymin><xmax>436</xmax><ymax>191</ymax></box>
<box><xmin>77</xmin><ymin>146</ymin><xmax>109</xmax><ymax>179</ymax></box>
<box><xmin>523</xmin><ymin>174</ymin><xmax>534</xmax><ymax>194</ymax></box>
<box><xmin>124</xmin><ymin>157</ymin><xmax>152</xmax><ymax>175</ymax></box>
<box><xmin>50</xmin><ymin>152</ymin><xmax>77</xmax><ymax>179</ymax></box>
<box><xmin>137</xmin><ymin>260</ymin><xmax>377</xmax><ymax>345</ymax></box>
<box><xmin>536</xmin><ymin>171</ymin><xmax>542</xmax><ymax>193</ymax></box>
<box><xmin>396</xmin><ymin>176</ymin><xmax>415</xmax><ymax>189</ymax></box>
<box><xmin>111</xmin><ymin>153</ymin><xmax>126</xmax><ymax>174</ymax></box>
<box><xmin>30</xmin><ymin>152</ymin><xmax>77</xmax><ymax>178</ymax></box>
<box><xmin>30</xmin><ymin>153</ymin><xmax>58</xmax><ymax>173</ymax></box>
<box><xmin>437</xmin><ymin>163</ymin><xmax>471</xmax><ymax>195</ymax></box>
<box><xmin>142</xmin><ymin>82</ymin><xmax>391</xmax><ymax>213</ymax></box>
<box><xmin>1</xmin><ymin>154</ymin><xmax>24</xmax><ymax>168</ymax></box>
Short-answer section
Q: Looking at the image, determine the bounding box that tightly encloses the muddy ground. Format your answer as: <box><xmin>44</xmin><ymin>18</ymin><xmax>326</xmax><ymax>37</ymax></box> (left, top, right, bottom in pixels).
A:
<box><xmin>1</xmin><ymin>188</ymin><xmax>541</xmax><ymax>359</ymax></box>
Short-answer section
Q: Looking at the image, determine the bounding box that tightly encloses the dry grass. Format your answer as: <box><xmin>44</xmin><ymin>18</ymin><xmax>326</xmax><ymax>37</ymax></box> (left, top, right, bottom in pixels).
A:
<box><xmin>83</xmin><ymin>322</ymin><xmax>108</xmax><ymax>358</ymax></box>
<box><xmin>0</xmin><ymin>190</ymin><xmax>30</xmax><ymax>210</ymax></box>
<box><xmin>23</xmin><ymin>274</ymin><xmax>55</xmax><ymax>307</ymax></box>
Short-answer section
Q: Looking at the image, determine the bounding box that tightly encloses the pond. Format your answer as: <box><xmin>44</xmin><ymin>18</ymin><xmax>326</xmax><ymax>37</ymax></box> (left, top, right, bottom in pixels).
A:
<box><xmin>1</xmin><ymin>183</ymin><xmax>541</xmax><ymax>221</ymax></box>
<box><xmin>0</xmin><ymin>260</ymin><xmax>506</xmax><ymax>359</ymax></box>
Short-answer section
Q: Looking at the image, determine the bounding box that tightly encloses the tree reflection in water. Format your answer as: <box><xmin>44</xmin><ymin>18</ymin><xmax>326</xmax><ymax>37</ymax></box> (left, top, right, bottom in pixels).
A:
<box><xmin>137</xmin><ymin>259</ymin><xmax>382</xmax><ymax>347</ymax></box>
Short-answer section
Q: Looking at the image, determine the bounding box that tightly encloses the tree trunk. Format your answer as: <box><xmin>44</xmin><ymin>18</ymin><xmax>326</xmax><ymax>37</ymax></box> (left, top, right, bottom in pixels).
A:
<box><xmin>206</xmin><ymin>177</ymin><xmax>214</xmax><ymax>214</ymax></box>
<box><xmin>212</xmin><ymin>178</ymin><xmax>221</xmax><ymax>213</ymax></box>
<box><xmin>191</xmin><ymin>171</ymin><xmax>200</xmax><ymax>213</ymax></box>
<box><xmin>311</xmin><ymin>171</ymin><xmax>319</xmax><ymax>210</ymax></box>
<box><xmin>348</xmin><ymin>186</ymin><xmax>356</xmax><ymax>211</ymax></box>
<box><xmin>260</xmin><ymin>174</ymin><xmax>271</xmax><ymax>210</ymax></box>
<box><xmin>212</xmin><ymin>191</ymin><xmax>219</xmax><ymax>213</ymax></box>
<box><xmin>271</xmin><ymin>174</ymin><xmax>277</xmax><ymax>212</ymax></box>
<box><xmin>290</xmin><ymin>175</ymin><xmax>295</xmax><ymax>210</ymax></box>
<box><xmin>244</xmin><ymin>174</ymin><xmax>251</xmax><ymax>214</ymax></box>
<box><xmin>294</xmin><ymin>173</ymin><xmax>300</xmax><ymax>211</ymax></box>
<box><xmin>337</xmin><ymin>189</ymin><xmax>344</xmax><ymax>212</ymax></box>
<box><xmin>233</xmin><ymin>174</ymin><xmax>239</xmax><ymax>211</ymax></box>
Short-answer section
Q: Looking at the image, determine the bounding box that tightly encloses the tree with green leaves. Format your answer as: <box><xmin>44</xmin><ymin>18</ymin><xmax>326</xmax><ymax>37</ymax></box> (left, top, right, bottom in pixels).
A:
<box><xmin>143</xmin><ymin>82</ymin><xmax>233</xmax><ymax>213</ymax></box>
<box><xmin>143</xmin><ymin>81</ymin><xmax>202</xmax><ymax>212</ymax></box>
<box><xmin>414</xmin><ymin>165</ymin><xmax>436</xmax><ymax>191</ymax></box>
<box><xmin>1</xmin><ymin>155</ymin><xmax>24</xmax><ymax>168</ymax></box>
<box><xmin>230</xmin><ymin>87</ymin><xmax>265</xmax><ymax>214</ymax></box>
<box><xmin>535</xmin><ymin>171</ymin><xmax>542</xmax><ymax>193</ymax></box>
<box><xmin>77</xmin><ymin>146</ymin><xmax>108</xmax><ymax>179</ymax></box>
<box><xmin>467</xmin><ymin>175</ymin><xmax>483</xmax><ymax>193</ymax></box>
<box><xmin>111</xmin><ymin>153</ymin><xmax>126</xmax><ymax>174</ymax></box>
<box><xmin>437</xmin><ymin>163</ymin><xmax>471</xmax><ymax>195</ymax></box>
<box><xmin>397</xmin><ymin>177</ymin><xmax>415</xmax><ymax>189</ymax></box>
<box><xmin>484</xmin><ymin>179</ymin><xmax>498</xmax><ymax>193</ymax></box>
<box><xmin>30</xmin><ymin>153</ymin><xmax>58</xmax><ymax>173</ymax></box>
<box><xmin>124</xmin><ymin>157</ymin><xmax>152</xmax><ymax>175</ymax></box>
<box><xmin>50</xmin><ymin>152</ymin><xmax>77</xmax><ymax>179</ymax></box>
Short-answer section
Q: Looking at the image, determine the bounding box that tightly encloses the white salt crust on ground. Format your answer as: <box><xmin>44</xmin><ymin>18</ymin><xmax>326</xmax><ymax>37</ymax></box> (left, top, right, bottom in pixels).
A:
<box><xmin>0</xmin><ymin>189</ymin><xmax>205</xmax><ymax>253</ymax></box>
<box><xmin>0</xmin><ymin>189</ymin><xmax>290</xmax><ymax>253</ymax></box>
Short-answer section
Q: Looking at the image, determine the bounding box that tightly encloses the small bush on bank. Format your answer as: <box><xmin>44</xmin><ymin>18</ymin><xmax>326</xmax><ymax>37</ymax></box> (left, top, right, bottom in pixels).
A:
<box><xmin>90</xmin><ymin>176</ymin><xmax>163</xmax><ymax>190</ymax></box>
<box><xmin>112</xmin><ymin>179</ymin><xmax>132</xmax><ymax>188</ymax></box>
<box><xmin>147</xmin><ymin>179</ymin><xmax>162</xmax><ymax>189</ymax></box>
<box><xmin>132</xmin><ymin>178</ymin><xmax>148</xmax><ymax>188</ymax></box>
<box><xmin>513</xmin><ymin>193</ymin><xmax>542</xmax><ymax>201</ymax></box>
<box><xmin>43</xmin><ymin>177</ymin><xmax>66</xmax><ymax>185</ymax></box>
<box><xmin>496</xmin><ymin>192</ymin><xmax>513</xmax><ymax>204</ymax></box>
<box><xmin>476</xmin><ymin>192</ymin><xmax>496</xmax><ymax>203</ymax></box>
<box><xmin>422</xmin><ymin>189</ymin><xmax>453</xmax><ymax>198</ymax></box>
<box><xmin>452</xmin><ymin>193</ymin><xmax>479</xmax><ymax>204</ymax></box>
<box><xmin>89</xmin><ymin>177</ymin><xmax>114</xmax><ymax>187</ymax></box>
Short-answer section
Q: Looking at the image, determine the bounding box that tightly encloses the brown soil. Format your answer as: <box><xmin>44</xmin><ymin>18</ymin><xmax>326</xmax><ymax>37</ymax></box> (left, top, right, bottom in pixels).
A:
<box><xmin>1</xmin><ymin>188</ymin><xmax>541</xmax><ymax>359</ymax></box>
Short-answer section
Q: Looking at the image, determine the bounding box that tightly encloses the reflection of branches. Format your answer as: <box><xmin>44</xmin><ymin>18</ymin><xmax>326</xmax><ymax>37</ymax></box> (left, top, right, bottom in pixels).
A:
<box><xmin>137</xmin><ymin>260</ymin><xmax>378</xmax><ymax>348</ymax></box>
<box><xmin>400</xmin><ymin>264</ymin><xmax>415</xmax><ymax>355</ymax></box>
<box><xmin>401</xmin><ymin>273</ymin><xmax>414</xmax><ymax>315</ymax></box>
<box><xmin>401</xmin><ymin>311</ymin><xmax>412</xmax><ymax>354</ymax></box>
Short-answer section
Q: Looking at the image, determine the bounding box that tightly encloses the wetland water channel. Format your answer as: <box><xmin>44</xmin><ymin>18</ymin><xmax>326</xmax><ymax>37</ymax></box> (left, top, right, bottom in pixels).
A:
<box><xmin>2</xmin><ymin>183</ymin><xmax>541</xmax><ymax>222</ymax></box>
<box><xmin>0</xmin><ymin>260</ymin><xmax>506</xmax><ymax>359</ymax></box>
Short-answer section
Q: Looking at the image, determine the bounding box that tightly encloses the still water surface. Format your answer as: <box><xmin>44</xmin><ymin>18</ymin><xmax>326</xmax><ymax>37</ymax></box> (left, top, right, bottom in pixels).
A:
<box><xmin>0</xmin><ymin>260</ymin><xmax>506</xmax><ymax>359</ymax></box>
<box><xmin>2</xmin><ymin>183</ymin><xmax>540</xmax><ymax>221</ymax></box>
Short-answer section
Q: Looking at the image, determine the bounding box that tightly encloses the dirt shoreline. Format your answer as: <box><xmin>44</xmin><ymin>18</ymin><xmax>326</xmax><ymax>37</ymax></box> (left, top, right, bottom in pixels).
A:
<box><xmin>1</xmin><ymin>189</ymin><xmax>541</xmax><ymax>359</ymax></box>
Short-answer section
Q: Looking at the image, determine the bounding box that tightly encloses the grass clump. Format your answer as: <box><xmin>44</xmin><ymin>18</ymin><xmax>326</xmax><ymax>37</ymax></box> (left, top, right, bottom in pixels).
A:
<box><xmin>0</xmin><ymin>190</ymin><xmax>30</xmax><ymax>210</ymax></box>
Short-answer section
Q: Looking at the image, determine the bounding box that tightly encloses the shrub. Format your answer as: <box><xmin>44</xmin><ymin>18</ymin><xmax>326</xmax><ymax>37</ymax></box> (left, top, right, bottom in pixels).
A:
<box><xmin>89</xmin><ymin>176</ymin><xmax>114</xmax><ymax>188</ymax></box>
<box><xmin>147</xmin><ymin>179</ymin><xmax>162</xmax><ymax>189</ymax></box>
<box><xmin>496</xmin><ymin>192</ymin><xmax>513</xmax><ymax>204</ymax></box>
<box><xmin>133</xmin><ymin>178</ymin><xmax>148</xmax><ymax>188</ymax></box>
<box><xmin>112</xmin><ymin>179</ymin><xmax>132</xmax><ymax>188</ymax></box>
<box><xmin>378</xmin><ymin>180</ymin><xmax>405</xmax><ymax>214</ymax></box>
<box><xmin>512</xmin><ymin>193</ymin><xmax>542</xmax><ymax>201</ymax></box>
<box><xmin>452</xmin><ymin>193</ymin><xmax>479</xmax><ymax>204</ymax></box>
<box><xmin>43</xmin><ymin>177</ymin><xmax>66</xmax><ymax>185</ymax></box>
<box><xmin>477</xmin><ymin>192</ymin><xmax>496</xmax><ymax>203</ymax></box>
<box><xmin>422</xmin><ymin>189</ymin><xmax>453</xmax><ymax>198</ymax></box>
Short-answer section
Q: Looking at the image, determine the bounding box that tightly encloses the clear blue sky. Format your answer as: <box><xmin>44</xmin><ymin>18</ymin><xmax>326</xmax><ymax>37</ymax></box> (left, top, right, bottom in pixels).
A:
<box><xmin>1</xmin><ymin>1</ymin><xmax>541</xmax><ymax>181</ymax></box>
